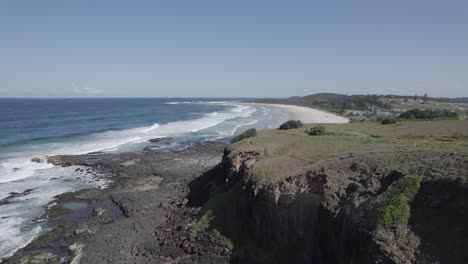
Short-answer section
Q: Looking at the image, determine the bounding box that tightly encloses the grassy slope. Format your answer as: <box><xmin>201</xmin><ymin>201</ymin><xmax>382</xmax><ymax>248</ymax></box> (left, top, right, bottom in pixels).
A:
<box><xmin>227</xmin><ymin>120</ymin><xmax>468</xmax><ymax>185</ymax></box>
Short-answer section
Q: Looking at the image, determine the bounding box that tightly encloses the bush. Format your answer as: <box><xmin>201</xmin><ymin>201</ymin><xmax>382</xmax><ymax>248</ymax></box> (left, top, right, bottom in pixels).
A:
<box><xmin>381</xmin><ymin>117</ymin><xmax>397</xmax><ymax>125</ymax></box>
<box><xmin>376</xmin><ymin>175</ymin><xmax>422</xmax><ymax>226</ymax></box>
<box><xmin>398</xmin><ymin>109</ymin><xmax>458</xmax><ymax>120</ymax></box>
<box><xmin>279</xmin><ymin>120</ymin><xmax>303</xmax><ymax>130</ymax></box>
<box><xmin>377</xmin><ymin>193</ymin><xmax>410</xmax><ymax>226</ymax></box>
<box><xmin>231</xmin><ymin>128</ymin><xmax>257</xmax><ymax>143</ymax></box>
<box><xmin>307</xmin><ymin>126</ymin><xmax>326</xmax><ymax>136</ymax></box>
<box><xmin>350</xmin><ymin>162</ymin><xmax>361</xmax><ymax>172</ymax></box>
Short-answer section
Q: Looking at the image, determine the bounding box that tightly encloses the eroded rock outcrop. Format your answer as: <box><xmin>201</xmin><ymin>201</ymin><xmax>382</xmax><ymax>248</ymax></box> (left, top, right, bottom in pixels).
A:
<box><xmin>210</xmin><ymin>148</ymin><xmax>468</xmax><ymax>264</ymax></box>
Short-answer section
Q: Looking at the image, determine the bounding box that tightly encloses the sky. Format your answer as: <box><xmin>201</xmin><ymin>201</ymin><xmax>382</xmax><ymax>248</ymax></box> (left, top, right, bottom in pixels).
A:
<box><xmin>0</xmin><ymin>0</ymin><xmax>467</xmax><ymax>98</ymax></box>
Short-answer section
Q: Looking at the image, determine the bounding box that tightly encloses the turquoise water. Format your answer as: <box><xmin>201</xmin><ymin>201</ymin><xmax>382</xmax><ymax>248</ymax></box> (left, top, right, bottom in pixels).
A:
<box><xmin>0</xmin><ymin>98</ymin><xmax>288</xmax><ymax>259</ymax></box>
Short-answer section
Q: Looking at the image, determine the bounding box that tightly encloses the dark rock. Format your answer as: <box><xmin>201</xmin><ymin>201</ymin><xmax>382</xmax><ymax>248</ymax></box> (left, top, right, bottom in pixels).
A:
<box><xmin>4</xmin><ymin>142</ymin><xmax>230</xmax><ymax>264</ymax></box>
<box><xmin>0</xmin><ymin>188</ymin><xmax>35</xmax><ymax>206</ymax></box>
<box><xmin>87</xmin><ymin>151</ymin><xmax>105</xmax><ymax>155</ymax></box>
<box><xmin>148</xmin><ymin>137</ymin><xmax>172</xmax><ymax>143</ymax></box>
<box><xmin>31</xmin><ymin>157</ymin><xmax>42</xmax><ymax>163</ymax></box>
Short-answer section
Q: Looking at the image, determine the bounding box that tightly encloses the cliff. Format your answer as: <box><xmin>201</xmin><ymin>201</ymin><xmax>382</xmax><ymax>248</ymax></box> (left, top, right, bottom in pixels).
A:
<box><xmin>193</xmin><ymin>120</ymin><xmax>468</xmax><ymax>263</ymax></box>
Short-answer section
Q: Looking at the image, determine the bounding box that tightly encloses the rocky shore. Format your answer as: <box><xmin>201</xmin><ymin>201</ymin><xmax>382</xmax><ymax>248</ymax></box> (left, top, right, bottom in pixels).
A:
<box><xmin>4</xmin><ymin>141</ymin><xmax>232</xmax><ymax>264</ymax></box>
<box><xmin>4</xmin><ymin>120</ymin><xmax>468</xmax><ymax>264</ymax></box>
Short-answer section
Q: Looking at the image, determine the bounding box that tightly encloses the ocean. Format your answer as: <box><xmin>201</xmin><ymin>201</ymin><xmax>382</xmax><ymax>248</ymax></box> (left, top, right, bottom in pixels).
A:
<box><xmin>0</xmin><ymin>98</ymin><xmax>288</xmax><ymax>260</ymax></box>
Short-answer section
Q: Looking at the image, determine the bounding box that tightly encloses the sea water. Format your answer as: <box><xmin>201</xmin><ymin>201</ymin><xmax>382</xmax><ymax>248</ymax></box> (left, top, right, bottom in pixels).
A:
<box><xmin>0</xmin><ymin>98</ymin><xmax>287</xmax><ymax>259</ymax></box>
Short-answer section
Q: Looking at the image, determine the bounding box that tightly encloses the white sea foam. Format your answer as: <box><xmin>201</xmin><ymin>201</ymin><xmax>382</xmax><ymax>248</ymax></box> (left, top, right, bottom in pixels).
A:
<box><xmin>230</xmin><ymin>119</ymin><xmax>259</xmax><ymax>135</ymax></box>
<box><xmin>0</xmin><ymin>165</ymin><xmax>108</xmax><ymax>260</ymax></box>
<box><xmin>0</xmin><ymin>160</ymin><xmax>54</xmax><ymax>185</ymax></box>
<box><xmin>0</xmin><ymin>103</ymin><xmax>256</xmax><ymax>187</ymax></box>
<box><xmin>0</xmin><ymin>217</ymin><xmax>43</xmax><ymax>260</ymax></box>
<box><xmin>0</xmin><ymin>101</ymin><xmax>282</xmax><ymax>260</ymax></box>
<box><xmin>142</xmin><ymin>123</ymin><xmax>160</xmax><ymax>133</ymax></box>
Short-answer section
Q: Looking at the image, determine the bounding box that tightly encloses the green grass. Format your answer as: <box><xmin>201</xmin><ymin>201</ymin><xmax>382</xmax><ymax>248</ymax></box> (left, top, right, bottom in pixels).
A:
<box><xmin>376</xmin><ymin>175</ymin><xmax>422</xmax><ymax>226</ymax></box>
<box><xmin>213</xmin><ymin>229</ymin><xmax>234</xmax><ymax>251</ymax></box>
<box><xmin>189</xmin><ymin>190</ymin><xmax>241</xmax><ymax>250</ymax></box>
<box><xmin>190</xmin><ymin>210</ymin><xmax>215</xmax><ymax>235</ymax></box>
<box><xmin>226</xmin><ymin>120</ymin><xmax>468</xmax><ymax>186</ymax></box>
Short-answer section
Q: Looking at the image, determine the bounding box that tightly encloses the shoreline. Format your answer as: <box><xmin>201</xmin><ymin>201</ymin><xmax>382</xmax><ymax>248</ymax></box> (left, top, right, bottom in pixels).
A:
<box><xmin>3</xmin><ymin>141</ymin><xmax>231</xmax><ymax>264</ymax></box>
<box><xmin>243</xmin><ymin>103</ymin><xmax>349</xmax><ymax>123</ymax></box>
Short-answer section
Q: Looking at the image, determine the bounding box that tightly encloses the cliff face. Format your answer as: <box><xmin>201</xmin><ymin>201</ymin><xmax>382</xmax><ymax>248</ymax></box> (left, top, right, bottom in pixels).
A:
<box><xmin>215</xmin><ymin>147</ymin><xmax>467</xmax><ymax>264</ymax></box>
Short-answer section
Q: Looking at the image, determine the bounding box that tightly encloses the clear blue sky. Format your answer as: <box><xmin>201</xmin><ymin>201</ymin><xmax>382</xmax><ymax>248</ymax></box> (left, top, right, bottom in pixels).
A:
<box><xmin>1</xmin><ymin>0</ymin><xmax>467</xmax><ymax>98</ymax></box>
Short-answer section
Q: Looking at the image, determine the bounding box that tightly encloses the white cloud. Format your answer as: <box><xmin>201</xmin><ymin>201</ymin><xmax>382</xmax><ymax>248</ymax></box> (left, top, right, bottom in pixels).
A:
<box><xmin>72</xmin><ymin>83</ymin><xmax>103</xmax><ymax>95</ymax></box>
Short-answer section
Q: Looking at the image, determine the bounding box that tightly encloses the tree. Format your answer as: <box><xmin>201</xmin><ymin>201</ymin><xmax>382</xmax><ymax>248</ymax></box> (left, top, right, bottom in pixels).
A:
<box><xmin>423</xmin><ymin>93</ymin><xmax>428</xmax><ymax>102</ymax></box>
<box><xmin>413</xmin><ymin>94</ymin><xmax>418</xmax><ymax>101</ymax></box>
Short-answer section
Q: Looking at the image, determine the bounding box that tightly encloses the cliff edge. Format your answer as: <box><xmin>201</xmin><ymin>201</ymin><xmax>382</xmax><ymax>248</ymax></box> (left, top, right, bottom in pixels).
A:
<box><xmin>191</xmin><ymin>120</ymin><xmax>468</xmax><ymax>263</ymax></box>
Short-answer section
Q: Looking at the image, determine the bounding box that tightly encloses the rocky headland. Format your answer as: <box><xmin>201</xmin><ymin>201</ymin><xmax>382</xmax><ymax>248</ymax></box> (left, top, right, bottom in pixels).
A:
<box><xmin>4</xmin><ymin>120</ymin><xmax>468</xmax><ymax>264</ymax></box>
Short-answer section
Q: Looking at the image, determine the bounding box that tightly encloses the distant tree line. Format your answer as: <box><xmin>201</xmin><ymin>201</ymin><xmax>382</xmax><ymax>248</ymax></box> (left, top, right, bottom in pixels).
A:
<box><xmin>251</xmin><ymin>93</ymin><xmax>392</xmax><ymax>113</ymax></box>
<box><xmin>378</xmin><ymin>94</ymin><xmax>468</xmax><ymax>103</ymax></box>
<box><xmin>250</xmin><ymin>93</ymin><xmax>468</xmax><ymax>113</ymax></box>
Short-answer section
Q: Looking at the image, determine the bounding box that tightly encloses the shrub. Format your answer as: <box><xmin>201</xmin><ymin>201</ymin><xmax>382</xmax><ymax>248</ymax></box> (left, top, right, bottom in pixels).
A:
<box><xmin>307</xmin><ymin>126</ymin><xmax>326</xmax><ymax>136</ymax></box>
<box><xmin>376</xmin><ymin>175</ymin><xmax>422</xmax><ymax>226</ymax></box>
<box><xmin>387</xmin><ymin>175</ymin><xmax>422</xmax><ymax>199</ymax></box>
<box><xmin>279</xmin><ymin>120</ymin><xmax>303</xmax><ymax>130</ymax></box>
<box><xmin>398</xmin><ymin>109</ymin><xmax>458</xmax><ymax>120</ymax></box>
<box><xmin>350</xmin><ymin>162</ymin><xmax>361</xmax><ymax>172</ymax></box>
<box><xmin>231</xmin><ymin>128</ymin><xmax>257</xmax><ymax>143</ymax></box>
<box><xmin>381</xmin><ymin>117</ymin><xmax>397</xmax><ymax>125</ymax></box>
<box><xmin>377</xmin><ymin>193</ymin><xmax>410</xmax><ymax>226</ymax></box>
<box><xmin>190</xmin><ymin>210</ymin><xmax>214</xmax><ymax>235</ymax></box>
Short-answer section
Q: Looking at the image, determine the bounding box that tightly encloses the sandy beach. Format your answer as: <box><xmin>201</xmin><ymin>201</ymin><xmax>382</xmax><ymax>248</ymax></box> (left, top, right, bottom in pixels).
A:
<box><xmin>246</xmin><ymin>103</ymin><xmax>349</xmax><ymax>123</ymax></box>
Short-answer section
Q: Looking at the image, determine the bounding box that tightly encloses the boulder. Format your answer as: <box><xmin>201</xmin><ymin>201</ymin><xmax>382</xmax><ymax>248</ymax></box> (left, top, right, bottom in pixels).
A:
<box><xmin>30</xmin><ymin>157</ymin><xmax>42</xmax><ymax>163</ymax></box>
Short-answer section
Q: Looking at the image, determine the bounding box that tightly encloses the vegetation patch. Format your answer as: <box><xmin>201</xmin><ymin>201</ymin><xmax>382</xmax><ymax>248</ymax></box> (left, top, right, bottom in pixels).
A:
<box><xmin>307</xmin><ymin>126</ymin><xmax>326</xmax><ymax>136</ymax></box>
<box><xmin>376</xmin><ymin>175</ymin><xmax>423</xmax><ymax>226</ymax></box>
<box><xmin>398</xmin><ymin>109</ymin><xmax>459</xmax><ymax>120</ymax></box>
<box><xmin>190</xmin><ymin>210</ymin><xmax>215</xmax><ymax>235</ymax></box>
<box><xmin>231</xmin><ymin>128</ymin><xmax>257</xmax><ymax>143</ymax></box>
<box><xmin>251</xmin><ymin>93</ymin><xmax>391</xmax><ymax>113</ymax></box>
<box><xmin>213</xmin><ymin>229</ymin><xmax>234</xmax><ymax>251</ymax></box>
<box><xmin>189</xmin><ymin>190</ymin><xmax>241</xmax><ymax>250</ymax></box>
<box><xmin>226</xmin><ymin>120</ymin><xmax>467</xmax><ymax>185</ymax></box>
<box><xmin>381</xmin><ymin>117</ymin><xmax>397</xmax><ymax>125</ymax></box>
<box><xmin>350</xmin><ymin>162</ymin><xmax>361</xmax><ymax>172</ymax></box>
<box><xmin>279</xmin><ymin>120</ymin><xmax>303</xmax><ymax>130</ymax></box>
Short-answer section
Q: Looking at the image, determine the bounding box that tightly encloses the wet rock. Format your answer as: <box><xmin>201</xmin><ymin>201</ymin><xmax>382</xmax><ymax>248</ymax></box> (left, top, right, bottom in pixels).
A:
<box><xmin>4</xmin><ymin>142</ymin><xmax>229</xmax><ymax>264</ymax></box>
<box><xmin>41</xmin><ymin>204</ymin><xmax>72</xmax><ymax>219</ymax></box>
<box><xmin>69</xmin><ymin>243</ymin><xmax>83</xmax><ymax>264</ymax></box>
<box><xmin>148</xmin><ymin>137</ymin><xmax>172</xmax><ymax>143</ymax></box>
<box><xmin>19</xmin><ymin>252</ymin><xmax>59</xmax><ymax>264</ymax></box>
<box><xmin>93</xmin><ymin>207</ymin><xmax>105</xmax><ymax>216</ymax></box>
<box><xmin>30</xmin><ymin>157</ymin><xmax>42</xmax><ymax>163</ymax></box>
<box><xmin>75</xmin><ymin>224</ymin><xmax>94</xmax><ymax>235</ymax></box>
<box><xmin>0</xmin><ymin>189</ymin><xmax>35</xmax><ymax>206</ymax></box>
